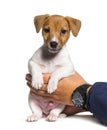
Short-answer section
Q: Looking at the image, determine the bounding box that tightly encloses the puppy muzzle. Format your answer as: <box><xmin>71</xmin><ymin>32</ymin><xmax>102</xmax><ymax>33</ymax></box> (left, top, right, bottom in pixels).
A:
<box><xmin>48</xmin><ymin>41</ymin><xmax>61</xmax><ymax>53</ymax></box>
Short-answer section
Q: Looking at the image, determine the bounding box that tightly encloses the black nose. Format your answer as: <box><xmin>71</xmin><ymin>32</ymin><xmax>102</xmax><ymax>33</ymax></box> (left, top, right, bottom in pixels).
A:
<box><xmin>50</xmin><ymin>41</ymin><xmax>58</xmax><ymax>48</ymax></box>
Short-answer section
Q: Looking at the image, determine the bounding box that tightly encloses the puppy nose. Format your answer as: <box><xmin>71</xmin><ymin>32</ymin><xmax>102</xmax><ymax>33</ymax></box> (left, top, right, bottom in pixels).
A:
<box><xmin>50</xmin><ymin>41</ymin><xmax>58</xmax><ymax>48</ymax></box>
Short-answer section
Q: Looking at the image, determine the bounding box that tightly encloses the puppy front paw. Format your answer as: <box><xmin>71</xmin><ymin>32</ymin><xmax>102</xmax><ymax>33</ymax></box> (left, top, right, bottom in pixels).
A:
<box><xmin>32</xmin><ymin>74</ymin><xmax>43</xmax><ymax>89</ymax></box>
<box><xmin>47</xmin><ymin>113</ymin><xmax>58</xmax><ymax>121</ymax></box>
<box><xmin>27</xmin><ymin>114</ymin><xmax>40</xmax><ymax>122</ymax></box>
<box><xmin>47</xmin><ymin>78</ymin><xmax>58</xmax><ymax>94</ymax></box>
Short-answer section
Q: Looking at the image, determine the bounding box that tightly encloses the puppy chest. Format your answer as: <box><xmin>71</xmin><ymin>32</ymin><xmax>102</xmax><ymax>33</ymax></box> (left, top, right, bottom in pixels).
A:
<box><xmin>39</xmin><ymin>61</ymin><xmax>61</xmax><ymax>73</ymax></box>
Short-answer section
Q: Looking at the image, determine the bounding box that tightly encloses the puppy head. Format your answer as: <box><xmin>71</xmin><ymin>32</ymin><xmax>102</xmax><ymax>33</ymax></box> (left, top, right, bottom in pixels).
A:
<box><xmin>34</xmin><ymin>14</ymin><xmax>81</xmax><ymax>53</ymax></box>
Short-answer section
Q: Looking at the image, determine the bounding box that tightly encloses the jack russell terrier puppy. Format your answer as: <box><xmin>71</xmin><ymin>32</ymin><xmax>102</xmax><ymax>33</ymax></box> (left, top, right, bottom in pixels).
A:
<box><xmin>27</xmin><ymin>14</ymin><xmax>81</xmax><ymax>122</ymax></box>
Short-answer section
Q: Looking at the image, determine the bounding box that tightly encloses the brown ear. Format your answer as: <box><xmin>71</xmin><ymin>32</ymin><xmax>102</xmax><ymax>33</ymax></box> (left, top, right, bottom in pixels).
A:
<box><xmin>34</xmin><ymin>14</ymin><xmax>49</xmax><ymax>33</ymax></box>
<box><xmin>65</xmin><ymin>16</ymin><xmax>81</xmax><ymax>37</ymax></box>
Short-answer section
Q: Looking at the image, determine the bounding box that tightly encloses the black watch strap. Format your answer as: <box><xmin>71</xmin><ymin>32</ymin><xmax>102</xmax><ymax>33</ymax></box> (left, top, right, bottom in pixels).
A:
<box><xmin>72</xmin><ymin>84</ymin><xmax>91</xmax><ymax>109</ymax></box>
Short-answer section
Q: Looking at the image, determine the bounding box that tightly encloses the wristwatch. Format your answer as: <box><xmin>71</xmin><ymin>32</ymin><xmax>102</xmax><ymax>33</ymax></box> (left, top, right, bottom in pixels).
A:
<box><xmin>72</xmin><ymin>84</ymin><xmax>91</xmax><ymax>109</ymax></box>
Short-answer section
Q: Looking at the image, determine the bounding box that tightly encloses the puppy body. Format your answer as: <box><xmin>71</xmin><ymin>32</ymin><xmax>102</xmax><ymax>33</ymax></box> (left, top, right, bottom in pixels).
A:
<box><xmin>27</xmin><ymin>14</ymin><xmax>81</xmax><ymax>121</ymax></box>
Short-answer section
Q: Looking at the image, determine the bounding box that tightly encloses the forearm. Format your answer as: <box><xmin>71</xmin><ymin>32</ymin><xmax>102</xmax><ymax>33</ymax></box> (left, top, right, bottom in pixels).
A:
<box><xmin>63</xmin><ymin>105</ymin><xmax>86</xmax><ymax>116</ymax></box>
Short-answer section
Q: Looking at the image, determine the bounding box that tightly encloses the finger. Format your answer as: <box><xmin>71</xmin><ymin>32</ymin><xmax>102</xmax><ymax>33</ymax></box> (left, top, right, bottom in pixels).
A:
<box><xmin>25</xmin><ymin>73</ymin><xmax>50</xmax><ymax>84</ymax></box>
<box><xmin>27</xmin><ymin>81</ymin><xmax>47</xmax><ymax>92</ymax></box>
<box><xmin>43</xmin><ymin>73</ymin><xmax>50</xmax><ymax>84</ymax></box>
<box><xmin>25</xmin><ymin>74</ymin><xmax>32</xmax><ymax>82</ymax></box>
<box><xmin>30</xmin><ymin>87</ymin><xmax>50</xmax><ymax>97</ymax></box>
<box><xmin>27</xmin><ymin>82</ymin><xmax>33</xmax><ymax>89</ymax></box>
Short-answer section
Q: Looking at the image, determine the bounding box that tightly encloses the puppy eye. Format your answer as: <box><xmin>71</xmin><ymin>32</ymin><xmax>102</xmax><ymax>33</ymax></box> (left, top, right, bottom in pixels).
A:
<box><xmin>43</xmin><ymin>28</ymin><xmax>50</xmax><ymax>33</ymax></box>
<box><xmin>61</xmin><ymin>29</ymin><xmax>67</xmax><ymax>34</ymax></box>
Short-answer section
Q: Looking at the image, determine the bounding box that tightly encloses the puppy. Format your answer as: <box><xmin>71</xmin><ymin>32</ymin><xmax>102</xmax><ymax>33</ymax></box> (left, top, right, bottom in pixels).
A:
<box><xmin>27</xmin><ymin>14</ymin><xmax>81</xmax><ymax>122</ymax></box>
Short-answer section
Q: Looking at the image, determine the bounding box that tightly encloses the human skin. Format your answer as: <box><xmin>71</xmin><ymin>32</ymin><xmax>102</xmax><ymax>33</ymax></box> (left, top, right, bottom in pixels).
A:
<box><xmin>25</xmin><ymin>71</ymin><xmax>88</xmax><ymax>115</ymax></box>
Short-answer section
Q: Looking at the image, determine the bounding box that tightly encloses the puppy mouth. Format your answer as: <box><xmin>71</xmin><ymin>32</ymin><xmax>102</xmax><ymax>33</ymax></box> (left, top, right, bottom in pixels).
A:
<box><xmin>48</xmin><ymin>47</ymin><xmax>61</xmax><ymax>54</ymax></box>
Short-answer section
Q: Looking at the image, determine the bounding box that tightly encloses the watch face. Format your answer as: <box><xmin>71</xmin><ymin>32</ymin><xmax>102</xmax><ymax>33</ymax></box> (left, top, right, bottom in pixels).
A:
<box><xmin>72</xmin><ymin>91</ymin><xmax>84</xmax><ymax>107</ymax></box>
<box><xmin>72</xmin><ymin>84</ymin><xmax>91</xmax><ymax>108</ymax></box>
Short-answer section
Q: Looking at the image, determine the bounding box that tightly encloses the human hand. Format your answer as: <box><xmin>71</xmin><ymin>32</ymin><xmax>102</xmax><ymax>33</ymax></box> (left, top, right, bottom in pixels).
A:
<box><xmin>25</xmin><ymin>72</ymin><xmax>87</xmax><ymax>115</ymax></box>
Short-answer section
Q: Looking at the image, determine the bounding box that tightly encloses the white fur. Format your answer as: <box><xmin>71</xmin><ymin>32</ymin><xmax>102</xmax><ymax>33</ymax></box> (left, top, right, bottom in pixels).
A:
<box><xmin>28</xmin><ymin>45</ymin><xmax>74</xmax><ymax>93</ymax></box>
<box><xmin>27</xmin><ymin>45</ymin><xmax>74</xmax><ymax>121</ymax></box>
<box><xmin>52</xmin><ymin>36</ymin><xmax>58</xmax><ymax>42</ymax></box>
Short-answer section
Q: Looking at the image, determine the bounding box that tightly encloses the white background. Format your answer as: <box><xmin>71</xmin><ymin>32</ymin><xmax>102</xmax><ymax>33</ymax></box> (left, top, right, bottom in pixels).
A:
<box><xmin>0</xmin><ymin>0</ymin><xmax>107</xmax><ymax>129</ymax></box>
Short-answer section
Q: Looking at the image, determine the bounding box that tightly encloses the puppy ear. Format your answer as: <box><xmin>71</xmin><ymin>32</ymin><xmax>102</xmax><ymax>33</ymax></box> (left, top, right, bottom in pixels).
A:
<box><xmin>34</xmin><ymin>14</ymin><xmax>49</xmax><ymax>33</ymax></box>
<box><xmin>65</xmin><ymin>16</ymin><xmax>81</xmax><ymax>37</ymax></box>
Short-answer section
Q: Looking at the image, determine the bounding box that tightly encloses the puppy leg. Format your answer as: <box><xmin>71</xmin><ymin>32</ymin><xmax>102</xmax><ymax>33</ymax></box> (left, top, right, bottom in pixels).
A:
<box><xmin>28</xmin><ymin>60</ymin><xmax>43</xmax><ymax>89</ymax></box>
<box><xmin>47</xmin><ymin>104</ymin><xmax>65</xmax><ymax>121</ymax></box>
<box><xmin>27</xmin><ymin>94</ymin><xmax>42</xmax><ymax>122</ymax></box>
<box><xmin>47</xmin><ymin>65</ymin><xmax>74</xmax><ymax>93</ymax></box>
